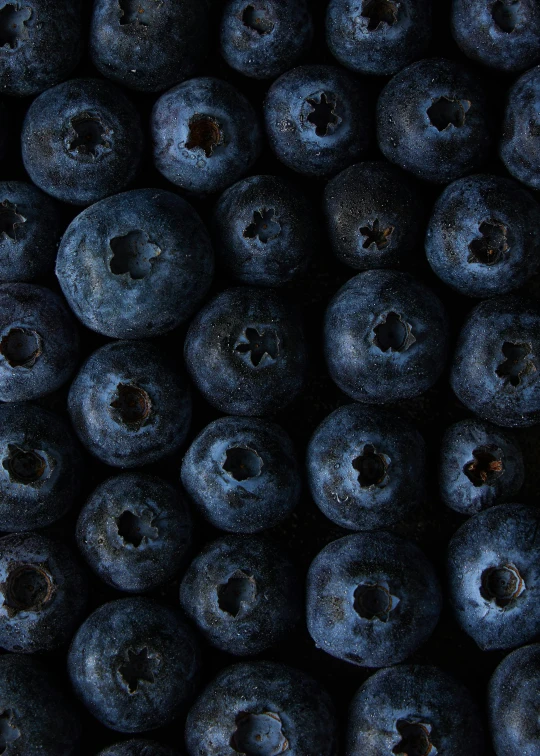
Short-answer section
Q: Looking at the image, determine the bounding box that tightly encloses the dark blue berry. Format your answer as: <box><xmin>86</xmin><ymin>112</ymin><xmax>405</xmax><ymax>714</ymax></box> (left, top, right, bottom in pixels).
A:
<box><xmin>499</xmin><ymin>65</ymin><xmax>540</xmax><ymax>190</ymax></box>
<box><xmin>98</xmin><ymin>741</ymin><xmax>179</xmax><ymax>756</ymax></box>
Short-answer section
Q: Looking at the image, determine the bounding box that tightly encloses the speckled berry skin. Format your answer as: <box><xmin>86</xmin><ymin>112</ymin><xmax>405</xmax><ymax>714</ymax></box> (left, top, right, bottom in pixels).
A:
<box><xmin>98</xmin><ymin>741</ymin><xmax>180</xmax><ymax>756</ymax></box>
<box><xmin>56</xmin><ymin>189</ymin><xmax>214</xmax><ymax>340</ymax></box>
<box><xmin>0</xmin><ymin>283</ymin><xmax>79</xmax><ymax>403</ymax></box>
<box><xmin>323</xmin><ymin>161</ymin><xmax>425</xmax><ymax>270</ymax></box>
<box><xmin>326</xmin><ymin>0</ymin><xmax>432</xmax><ymax>76</ymax></box>
<box><xmin>68</xmin><ymin>341</ymin><xmax>191</xmax><ymax>468</ymax></box>
<box><xmin>76</xmin><ymin>473</ymin><xmax>192</xmax><ymax>593</ymax></box>
<box><xmin>184</xmin><ymin>287</ymin><xmax>307</xmax><ymax>416</ymax></box>
<box><xmin>22</xmin><ymin>78</ymin><xmax>143</xmax><ymax>206</ymax></box>
<box><xmin>306</xmin><ymin>532</ymin><xmax>442</xmax><ymax>668</ymax></box>
<box><xmin>180</xmin><ymin>535</ymin><xmax>301</xmax><ymax>656</ymax></box>
<box><xmin>185</xmin><ymin>661</ymin><xmax>338</xmax><ymax>756</ymax></box>
<box><xmin>181</xmin><ymin>416</ymin><xmax>300</xmax><ymax>533</ymax></box>
<box><xmin>488</xmin><ymin>644</ymin><xmax>540</xmax><ymax>756</ymax></box>
<box><xmin>324</xmin><ymin>270</ymin><xmax>449</xmax><ymax>404</ymax></box>
<box><xmin>0</xmin><ymin>532</ymin><xmax>87</xmax><ymax>654</ymax></box>
<box><xmin>0</xmin><ymin>0</ymin><xmax>83</xmax><ymax>97</ymax></box>
<box><xmin>264</xmin><ymin>64</ymin><xmax>372</xmax><ymax>178</ymax></box>
<box><xmin>151</xmin><ymin>77</ymin><xmax>262</xmax><ymax>196</ymax></box>
<box><xmin>450</xmin><ymin>295</ymin><xmax>540</xmax><ymax>428</ymax></box>
<box><xmin>500</xmin><ymin>65</ymin><xmax>540</xmax><ymax>190</ymax></box>
<box><xmin>377</xmin><ymin>58</ymin><xmax>492</xmax><ymax>183</ymax></box>
<box><xmin>90</xmin><ymin>0</ymin><xmax>209</xmax><ymax>93</ymax></box>
<box><xmin>439</xmin><ymin>419</ymin><xmax>524</xmax><ymax>516</ymax></box>
<box><xmin>0</xmin><ymin>655</ymin><xmax>81</xmax><ymax>755</ymax></box>
<box><xmin>212</xmin><ymin>175</ymin><xmax>316</xmax><ymax>287</ymax></box>
<box><xmin>68</xmin><ymin>597</ymin><xmax>201</xmax><ymax>734</ymax></box>
<box><xmin>447</xmin><ymin>503</ymin><xmax>540</xmax><ymax>651</ymax></box>
<box><xmin>346</xmin><ymin>665</ymin><xmax>485</xmax><ymax>756</ymax></box>
<box><xmin>0</xmin><ymin>402</ymin><xmax>83</xmax><ymax>532</ymax></box>
<box><xmin>307</xmin><ymin>404</ymin><xmax>426</xmax><ymax>531</ymax></box>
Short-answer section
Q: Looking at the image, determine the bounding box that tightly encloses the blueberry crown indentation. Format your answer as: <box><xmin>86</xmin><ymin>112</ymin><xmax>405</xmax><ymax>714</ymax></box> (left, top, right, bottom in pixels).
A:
<box><xmin>353</xmin><ymin>582</ymin><xmax>399</xmax><ymax>622</ymax></box>
<box><xmin>186</xmin><ymin>114</ymin><xmax>224</xmax><ymax>158</ymax></box>
<box><xmin>68</xmin><ymin>114</ymin><xmax>110</xmax><ymax>158</ymax></box>
<box><xmin>2</xmin><ymin>444</ymin><xmax>49</xmax><ymax>485</ymax></box>
<box><xmin>116</xmin><ymin>509</ymin><xmax>159</xmax><ymax>547</ymax></box>
<box><xmin>242</xmin><ymin>4</ymin><xmax>275</xmax><ymax>34</ymax></box>
<box><xmin>0</xmin><ymin>328</ymin><xmax>42</xmax><ymax>369</ymax></box>
<box><xmin>427</xmin><ymin>97</ymin><xmax>469</xmax><ymax>131</ymax></box>
<box><xmin>361</xmin><ymin>0</ymin><xmax>400</xmax><ymax>31</ymax></box>
<box><xmin>218</xmin><ymin>570</ymin><xmax>257</xmax><ymax>617</ymax></box>
<box><xmin>491</xmin><ymin>0</ymin><xmax>520</xmax><ymax>33</ymax></box>
<box><xmin>481</xmin><ymin>563</ymin><xmax>525</xmax><ymax>608</ymax></box>
<box><xmin>110</xmin><ymin>382</ymin><xmax>152</xmax><ymax>428</ymax></box>
<box><xmin>468</xmin><ymin>220</ymin><xmax>508</xmax><ymax>266</ymax></box>
<box><xmin>109</xmin><ymin>230</ymin><xmax>161</xmax><ymax>280</ymax></box>
<box><xmin>119</xmin><ymin>0</ymin><xmax>150</xmax><ymax>25</ymax></box>
<box><xmin>230</xmin><ymin>711</ymin><xmax>289</xmax><ymax>755</ymax></box>
<box><xmin>373</xmin><ymin>311</ymin><xmax>416</xmax><ymax>353</ymax></box>
<box><xmin>243</xmin><ymin>208</ymin><xmax>281</xmax><ymax>244</ymax></box>
<box><xmin>2</xmin><ymin>564</ymin><xmax>54</xmax><ymax>615</ymax></box>
<box><xmin>392</xmin><ymin>720</ymin><xmax>436</xmax><ymax>756</ymax></box>
<box><xmin>118</xmin><ymin>647</ymin><xmax>159</xmax><ymax>694</ymax></box>
<box><xmin>496</xmin><ymin>341</ymin><xmax>535</xmax><ymax>387</ymax></box>
<box><xmin>0</xmin><ymin>710</ymin><xmax>21</xmax><ymax>754</ymax></box>
<box><xmin>235</xmin><ymin>327</ymin><xmax>279</xmax><ymax>367</ymax></box>
<box><xmin>463</xmin><ymin>445</ymin><xmax>504</xmax><ymax>487</ymax></box>
<box><xmin>0</xmin><ymin>3</ymin><xmax>32</xmax><ymax>49</ymax></box>
<box><xmin>223</xmin><ymin>446</ymin><xmax>263</xmax><ymax>481</ymax></box>
<box><xmin>360</xmin><ymin>218</ymin><xmax>394</xmax><ymax>250</ymax></box>
<box><xmin>352</xmin><ymin>444</ymin><xmax>389</xmax><ymax>487</ymax></box>
<box><xmin>306</xmin><ymin>93</ymin><xmax>341</xmax><ymax>137</ymax></box>
<box><xmin>0</xmin><ymin>200</ymin><xmax>26</xmax><ymax>241</ymax></box>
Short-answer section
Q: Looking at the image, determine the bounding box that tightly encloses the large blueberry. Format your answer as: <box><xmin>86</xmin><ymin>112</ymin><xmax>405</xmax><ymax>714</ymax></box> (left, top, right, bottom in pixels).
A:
<box><xmin>56</xmin><ymin>189</ymin><xmax>214</xmax><ymax>340</ymax></box>
<box><xmin>68</xmin><ymin>341</ymin><xmax>191</xmax><ymax>468</ymax></box>
<box><xmin>324</xmin><ymin>270</ymin><xmax>449</xmax><ymax>403</ymax></box>
<box><xmin>500</xmin><ymin>65</ymin><xmax>540</xmax><ymax>190</ymax></box>
<box><xmin>98</xmin><ymin>742</ymin><xmax>179</xmax><ymax>756</ymax></box>
<box><xmin>22</xmin><ymin>78</ymin><xmax>143</xmax><ymax>206</ymax></box>
<box><xmin>184</xmin><ymin>287</ymin><xmax>307</xmax><ymax>416</ymax></box>
<box><xmin>68</xmin><ymin>597</ymin><xmax>201</xmax><ymax>733</ymax></box>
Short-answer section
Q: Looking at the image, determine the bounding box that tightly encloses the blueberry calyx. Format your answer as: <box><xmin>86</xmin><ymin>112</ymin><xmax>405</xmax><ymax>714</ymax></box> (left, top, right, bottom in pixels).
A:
<box><xmin>480</xmin><ymin>563</ymin><xmax>525</xmax><ymax>608</ymax></box>
<box><xmin>119</xmin><ymin>0</ymin><xmax>150</xmax><ymax>26</ymax></box>
<box><xmin>2</xmin><ymin>564</ymin><xmax>55</xmax><ymax>617</ymax></box>
<box><xmin>360</xmin><ymin>219</ymin><xmax>395</xmax><ymax>251</ymax></box>
<box><xmin>110</xmin><ymin>382</ymin><xmax>153</xmax><ymax>428</ymax></box>
<box><xmin>109</xmin><ymin>230</ymin><xmax>161</xmax><ymax>280</ymax></box>
<box><xmin>353</xmin><ymin>582</ymin><xmax>399</xmax><ymax>622</ymax></box>
<box><xmin>0</xmin><ymin>327</ymin><xmax>42</xmax><ymax>369</ymax></box>
<box><xmin>68</xmin><ymin>113</ymin><xmax>111</xmax><ymax>159</ymax></box>
<box><xmin>427</xmin><ymin>97</ymin><xmax>470</xmax><ymax>131</ymax></box>
<box><xmin>392</xmin><ymin>720</ymin><xmax>437</xmax><ymax>756</ymax></box>
<box><xmin>186</xmin><ymin>115</ymin><xmax>224</xmax><ymax>158</ymax></box>
<box><xmin>361</xmin><ymin>0</ymin><xmax>400</xmax><ymax>32</ymax></box>
<box><xmin>2</xmin><ymin>444</ymin><xmax>52</xmax><ymax>485</ymax></box>
<box><xmin>467</xmin><ymin>220</ymin><xmax>509</xmax><ymax>265</ymax></box>
<box><xmin>352</xmin><ymin>444</ymin><xmax>390</xmax><ymax>488</ymax></box>
<box><xmin>241</xmin><ymin>5</ymin><xmax>275</xmax><ymax>35</ymax></box>
<box><xmin>305</xmin><ymin>93</ymin><xmax>341</xmax><ymax>137</ymax></box>
<box><xmin>0</xmin><ymin>709</ymin><xmax>20</xmax><ymax>752</ymax></box>
<box><xmin>116</xmin><ymin>509</ymin><xmax>159</xmax><ymax>548</ymax></box>
<box><xmin>230</xmin><ymin>711</ymin><xmax>289</xmax><ymax>755</ymax></box>
<box><xmin>491</xmin><ymin>0</ymin><xmax>521</xmax><ymax>33</ymax></box>
<box><xmin>217</xmin><ymin>570</ymin><xmax>257</xmax><ymax>617</ymax></box>
<box><xmin>373</xmin><ymin>311</ymin><xmax>416</xmax><ymax>353</ymax></box>
<box><xmin>496</xmin><ymin>341</ymin><xmax>535</xmax><ymax>387</ymax></box>
<box><xmin>243</xmin><ymin>209</ymin><xmax>281</xmax><ymax>244</ymax></box>
<box><xmin>234</xmin><ymin>327</ymin><xmax>280</xmax><ymax>367</ymax></box>
<box><xmin>118</xmin><ymin>646</ymin><xmax>160</xmax><ymax>694</ymax></box>
<box><xmin>0</xmin><ymin>200</ymin><xmax>26</xmax><ymax>241</ymax></box>
<box><xmin>463</xmin><ymin>445</ymin><xmax>504</xmax><ymax>487</ymax></box>
<box><xmin>0</xmin><ymin>3</ymin><xmax>32</xmax><ymax>49</ymax></box>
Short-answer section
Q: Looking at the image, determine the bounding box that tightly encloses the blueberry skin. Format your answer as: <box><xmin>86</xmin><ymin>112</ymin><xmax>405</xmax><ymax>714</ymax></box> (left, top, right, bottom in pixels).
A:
<box><xmin>185</xmin><ymin>661</ymin><xmax>338</xmax><ymax>756</ymax></box>
<box><xmin>0</xmin><ymin>655</ymin><xmax>81</xmax><ymax>755</ymax></box>
<box><xmin>184</xmin><ymin>287</ymin><xmax>307</xmax><ymax>416</ymax></box>
<box><xmin>0</xmin><ymin>181</ymin><xmax>63</xmax><ymax>283</ymax></box>
<box><xmin>181</xmin><ymin>416</ymin><xmax>300</xmax><ymax>533</ymax></box>
<box><xmin>488</xmin><ymin>644</ymin><xmax>540</xmax><ymax>756</ymax></box>
<box><xmin>264</xmin><ymin>64</ymin><xmax>372</xmax><ymax>178</ymax></box>
<box><xmin>500</xmin><ymin>65</ymin><xmax>540</xmax><ymax>191</ymax></box>
<box><xmin>323</xmin><ymin>161</ymin><xmax>425</xmax><ymax>271</ymax></box>
<box><xmin>212</xmin><ymin>175</ymin><xmax>316</xmax><ymax>287</ymax></box>
<box><xmin>152</xmin><ymin>77</ymin><xmax>262</xmax><ymax>196</ymax></box>
<box><xmin>0</xmin><ymin>532</ymin><xmax>87</xmax><ymax>654</ymax></box>
<box><xmin>452</xmin><ymin>0</ymin><xmax>540</xmax><ymax>73</ymax></box>
<box><xmin>0</xmin><ymin>402</ymin><xmax>83</xmax><ymax>532</ymax></box>
<box><xmin>22</xmin><ymin>78</ymin><xmax>143</xmax><ymax>207</ymax></box>
<box><xmin>68</xmin><ymin>341</ymin><xmax>192</xmax><ymax>468</ymax></box>
<box><xmin>347</xmin><ymin>665</ymin><xmax>485</xmax><ymax>756</ymax></box>
<box><xmin>0</xmin><ymin>0</ymin><xmax>82</xmax><ymax>97</ymax></box>
<box><xmin>56</xmin><ymin>189</ymin><xmax>214</xmax><ymax>340</ymax></box>
<box><xmin>306</xmin><ymin>532</ymin><xmax>442</xmax><ymax>667</ymax></box>
<box><xmin>326</xmin><ymin>0</ymin><xmax>432</xmax><ymax>77</ymax></box>
<box><xmin>307</xmin><ymin>404</ymin><xmax>426</xmax><ymax>531</ymax></box>
<box><xmin>0</xmin><ymin>283</ymin><xmax>79</xmax><ymax>403</ymax></box>
<box><xmin>324</xmin><ymin>270</ymin><xmax>449</xmax><ymax>404</ymax></box>
<box><xmin>450</xmin><ymin>295</ymin><xmax>540</xmax><ymax>428</ymax></box>
<box><xmin>90</xmin><ymin>0</ymin><xmax>209</xmax><ymax>93</ymax></box>
<box><xmin>440</xmin><ymin>419</ymin><xmax>524</xmax><ymax>516</ymax></box>
<box><xmin>219</xmin><ymin>0</ymin><xmax>313</xmax><ymax>80</ymax></box>
<box><xmin>68</xmin><ymin>597</ymin><xmax>201</xmax><ymax>733</ymax></box>
<box><xmin>99</xmin><ymin>741</ymin><xmax>179</xmax><ymax>756</ymax></box>
<box><xmin>377</xmin><ymin>58</ymin><xmax>492</xmax><ymax>183</ymax></box>
<box><xmin>447</xmin><ymin>503</ymin><xmax>540</xmax><ymax>651</ymax></box>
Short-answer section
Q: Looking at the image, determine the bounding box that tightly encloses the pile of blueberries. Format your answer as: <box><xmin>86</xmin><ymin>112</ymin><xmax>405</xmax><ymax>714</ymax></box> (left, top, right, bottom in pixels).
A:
<box><xmin>1</xmin><ymin>0</ymin><xmax>540</xmax><ymax>754</ymax></box>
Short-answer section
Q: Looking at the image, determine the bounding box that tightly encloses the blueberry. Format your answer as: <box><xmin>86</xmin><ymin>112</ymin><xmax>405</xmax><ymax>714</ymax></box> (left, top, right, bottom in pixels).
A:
<box><xmin>0</xmin><ymin>532</ymin><xmax>87</xmax><ymax>653</ymax></box>
<box><xmin>377</xmin><ymin>58</ymin><xmax>492</xmax><ymax>183</ymax></box>
<box><xmin>307</xmin><ymin>532</ymin><xmax>442</xmax><ymax>667</ymax></box>
<box><xmin>439</xmin><ymin>418</ymin><xmax>524</xmax><ymax>515</ymax></box>
<box><xmin>326</xmin><ymin>0</ymin><xmax>432</xmax><ymax>77</ymax></box>
<box><xmin>0</xmin><ymin>654</ymin><xmax>81</xmax><ymax>755</ymax></box>
<box><xmin>212</xmin><ymin>175</ymin><xmax>317</xmax><ymax>287</ymax></box>
<box><xmin>499</xmin><ymin>65</ymin><xmax>540</xmax><ymax>191</ymax></box>
<box><xmin>181</xmin><ymin>416</ymin><xmax>300</xmax><ymax>533</ymax></box>
<box><xmin>185</xmin><ymin>661</ymin><xmax>338</xmax><ymax>756</ymax></box>
<box><xmin>90</xmin><ymin>0</ymin><xmax>209</xmax><ymax>93</ymax></box>
<box><xmin>447</xmin><ymin>503</ymin><xmax>540</xmax><ymax>651</ymax></box>
<box><xmin>68</xmin><ymin>340</ymin><xmax>192</xmax><ymax>468</ymax></box>
<box><xmin>307</xmin><ymin>404</ymin><xmax>426</xmax><ymax>531</ymax></box>
<box><xmin>98</xmin><ymin>741</ymin><xmax>179</xmax><ymax>756</ymax></box>
<box><xmin>0</xmin><ymin>182</ymin><xmax>63</xmax><ymax>283</ymax></box>
<box><xmin>56</xmin><ymin>189</ymin><xmax>214</xmax><ymax>340</ymax></box>
<box><xmin>323</xmin><ymin>161</ymin><xmax>425</xmax><ymax>271</ymax></box>
<box><xmin>0</xmin><ymin>283</ymin><xmax>79</xmax><ymax>403</ymax></box>
<box><xmin>347</xmin><ymin>664</ymin><xmax>485</xmax><ymax>755</ymax></box>
<box><xmin>426</xmin><ymin>174</ymin><xmax>540</xmax><ymax>298</ymax></box>
<box><xmin>219</xmin><ymin>0</ymin><xmax>313</xmax><ymax>80</ymax></box>
<box><xmin>22</xmin><ymin>78</ymin><xmax>143</xmax><ymax>206</ymax></box>
<box><xmin>0</xmin><ymin>0</ymin><xmax>82</xmax><ymax>97</ymax></box>
<box><xmin>0</xmin><ymin>402</ymin><xmax>83</xmax><ymax>532</ymax></box>
<box><xmin>264</xmin><ymin>64</ymin><xmax>372</xmax><ymax>178</ymax></box>
<box><xmin>452</xmin><ymin>0</ymin><xmax>540</xmax><ymax>73</ymax></box>
<box><xmin>488</xmin><ymin>643</ymin><xmax>540</xmax><ymax>755</ymax></box>
<box><xmin>450</xmin><ymin>295</ymin><xmax>540</xmax><ymax>427</ymax></box>
<box><xmin>324</xmin><ymin>270</ymin><xmax>449</xmax><ymax>404</ymax></box>
<box><xmin>68</xmin><ymin>597</ymin><xmax>201</xmax><ymax>733</ymax></box>
<box><xmin>184</xmin><ymin>287</ymin><xmax>307</xmax><ymax>416</ymax></box>
<box><xmin>152</xmin><ymin>77</ymin><xmax>262</xmax><ymax>196</ymax></box>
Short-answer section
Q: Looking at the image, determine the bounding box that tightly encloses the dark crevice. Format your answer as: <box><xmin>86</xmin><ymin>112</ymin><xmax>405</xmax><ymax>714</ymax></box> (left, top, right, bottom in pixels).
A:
<box><xmin>69</xmin><ymin>114</ymin><xmax>109</xmax><ymax>157</ymax></box>
<box><xmin>119</xmin><ymin>0</ymin><xmax>150</xmax><ymax>25</ymax></box>
<box><xmin>3</xmin><ymin>565</ymin><xmax>53</xmax><ymax>613</ymax></box>
<box><xmin>243</xmin><ymin>208</ymin><xmax>281</xmax><ymax>243</ymax></box>
<box><xmin>0</xmin><ymin>4</ymin><xmax>32</xmax><ymax>48</ymax></box>
<box><xmin>468</xmin><ymin>220</ymin><xmax>508</xmax><ymax>265</ymax></box>
<box><xmin>306</xmin><ymin>93</ymin><xmax>340</xmax><ymax>137</ymax></box>
<box><xmin>242</xmin><ymin>5</ymin><xmax>274</xmax><ymax>34</ymax></box>
<box><xmin>235</xmin><ymin>327</ymin><xmax>279</xmax><ymax>366</ymax></box>
<box><xmin>0</xmin><ymin>200</ymin><xmax>26</xmax><ymax>241</ymax></box>
<box><xmin>393</xmin><ymin>720</ymin><xmax>434</xmax><ymax>756</ymax></box>
<box><xmin>353</xmin><ymin>583</ymin><xmax>397</xmax><ymax>622</ymax></box>
<box><xmin>110</xmin><ymin>383</ymin><xmax>152</xmax><ymax>426</ymax></box>
<box><xmin>119</xmin><ymin>647</ymin><xmax>158</xmax><ymax>693</ymax></box>
<box><xmin>0</xmin><ymin>328</ymin><xmax>42</xmax><ymax>369</ymax></box>
<box><xmin>352</xmin><ymin>444</ymin><xmax>388</xmax><ymax>487</ymax></box>
<box><xmin>2</xmin><ymin>445</ymin><xmax>48</xmax><ymax>485</ymax></box>
<box><xmin>223</xmin><ymin>447</ymin><xmax>262</xmax><ymax>481</ymax></box>
<box><xmin>463</xmin><ymin>446</ymin><xmax>504</xmax><ymax>487</ymax></box>
<box><xmin>496</xmin><ymin>341</ymin><xmax>534</xmax><ymax>387</ymax></box>
<box><xmin>109</xmin><ymin>230</ymin><xmax>160</xmax><ymax>280</ymax></box>
<box><xmin>373</xmin><ymin>312</ymin><xmax>416</xmax><ymax>353</ymax></box>
<box><xmin>361</xmin><ymin>0</ymin><xmax>399</xmax><ymax>31</ymax></box>
<box><xmin>427</xmin><ymin>97</ymin><xmax>468</xmax><ymax>131</ymax></box>
<box><xmin>186</xmin><ymin>115</ymin><xmax>223</xmax><ymax>157</ymax></box>
<box><xmin>218</xmin><ymin>571</ymin><xmax>257</xmax><ymax>617</ymax></box>
<box><xmin>481</xmin><ymin>563</ymin><xmax>525</xmax><ymax>607</ymax></box>
<box><xmin>360</xmin><ymin>219</ymin><xmax>394</xmax><ymax>250</ymax></box>
<box><xmin>0</xmin><ymin>710</ymin><xmax>20</xmax><ymax>753</ymax></box>
<box><xmin>230</xmin><ymin>711</ymin><xmax>288</xmax><ymax>755</ymax></box>
<box><xmin>116</xmin><ymin>510</ymin><xmax>159</xmax><ymax>547</ymax></box>
<box><xmin>491</xmin><ymin>0</ymin><xmax>520</xmax><ymax>33</ymax></box>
